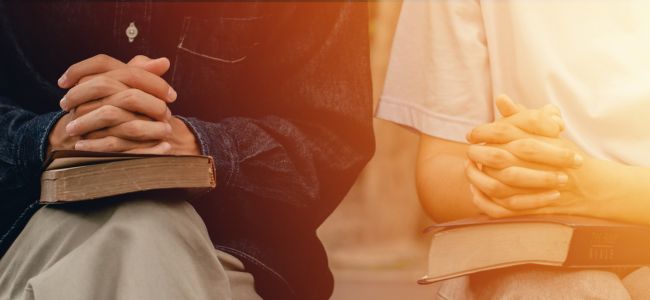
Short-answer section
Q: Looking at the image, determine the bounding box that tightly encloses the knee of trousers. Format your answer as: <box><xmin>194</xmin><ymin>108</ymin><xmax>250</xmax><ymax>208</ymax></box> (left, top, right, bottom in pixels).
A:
<box><xmin>99</xmin><ymin>198</ymin><xmax>214</xmax><ymax>253</ymax></box>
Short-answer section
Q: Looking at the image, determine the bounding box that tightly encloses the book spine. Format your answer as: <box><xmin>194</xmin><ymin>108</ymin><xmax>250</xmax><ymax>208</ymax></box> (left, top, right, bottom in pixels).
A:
<box><xmin>564</xmin><ymin>226</ymin><xmax>650</xmax><ymax>266</ymax></box>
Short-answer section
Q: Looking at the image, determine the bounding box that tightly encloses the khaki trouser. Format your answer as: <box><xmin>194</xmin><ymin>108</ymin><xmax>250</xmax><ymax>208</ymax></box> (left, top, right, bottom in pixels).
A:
<box><xmin>0</xmin><ymin>197</ymin><xmax>262</xmax><ymax>300</ymax></box>
<box><xmin>437</xmin><ymin>265</ymin><xmax>650</xmax><ymax>300</ymax></box>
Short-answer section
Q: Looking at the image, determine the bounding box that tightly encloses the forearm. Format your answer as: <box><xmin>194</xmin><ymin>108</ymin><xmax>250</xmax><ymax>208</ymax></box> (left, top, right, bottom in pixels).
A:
<box><xmin>416</xmin><ymin>134</ymin><xmax>481</xmax><ymax>222</ymax></box>
<box><xmin>569</xmin><ymin>157</ymin><xmax>650</xmax><ymax>225</ymax></box>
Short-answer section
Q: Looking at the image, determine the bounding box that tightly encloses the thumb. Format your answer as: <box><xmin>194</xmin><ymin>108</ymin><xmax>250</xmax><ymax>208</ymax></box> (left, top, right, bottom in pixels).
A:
<box><xmin>127</xmin><ymin>55</ymin><xmax>170</xmax><ymax>76</ymax></box>
<box><xmin>495</xmin><ymin>94</ymin><xmax>524</xmax><ymax>118</ymax></box>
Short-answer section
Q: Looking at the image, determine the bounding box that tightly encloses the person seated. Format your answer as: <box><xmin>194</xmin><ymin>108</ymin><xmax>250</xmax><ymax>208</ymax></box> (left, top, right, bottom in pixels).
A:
<box><xmin>378</xmin><ymin>1</ymin><xmax>650</xmax><ymax>299</ymax></box>
<box><xmin>0</xmin><ymin>2</ymin><xmax>374</xmax><ymax>299</ymax></box>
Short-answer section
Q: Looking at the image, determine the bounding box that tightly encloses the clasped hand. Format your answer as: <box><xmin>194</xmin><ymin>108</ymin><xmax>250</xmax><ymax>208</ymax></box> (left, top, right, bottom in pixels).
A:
<box><xmin>49</xmin><ymin>54</ymin><xmax>200</xmax><ymax>155</ymax></box>
<box><xmin>465</xmin><ymin>95</ymin><xmax>593</xmax><ymax>218</ymax></box>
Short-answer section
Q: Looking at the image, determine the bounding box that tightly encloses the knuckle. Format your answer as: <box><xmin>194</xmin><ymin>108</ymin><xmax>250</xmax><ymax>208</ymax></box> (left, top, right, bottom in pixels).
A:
<box><xmin>94</xmin><ymin>54</ymin><xmax>110</xmax><ymax>62</ymax></box>
<box><xmin>95</xmin><ymin>75</ymin><xmax>112</xmax><ymax>86</ymax></box>
<box><xmin>499</xmin><ymin>167</ymin><xmax>519</xmax><ymax>183</ymax></box>
<box><xmin>513</xmin><ymin>138</ymin><xmax>538</xmax><ymax>157</ymax></box>
<box><xmin>487</xmin><ymin>148</ymin><xmax>507</xmax><ymax>164</ymax></box>
<box><xmin>90</xmin><ymin>76</ymin><xmax>113</xmax><ymax>95</ymax></box>
<box><xmin>105</xmin><ymin>136</ymin><xmax>118</xmax><ymax>149</ymax></box>
<box><xmin>125</xmin><ymin>67</ymin><xmax>142</xmax><ymax>82</ymax></box>
<box><xmin>525</xmin><ymin>111</ymin><xmax>544</xmax><ymax>129</ymax></box>
<box><xmin>483</xmin><ymin>180</ymin><xmax>501</xmax><ymax>196</ymax></box>
<box><xmin>122</xmin><ymin>89</ymin><xmax>141</xmax><ymax>105</ymax></box>
<box><xmin>99</xmin><ymin>105</ymin><xmax>119</xmax><ymax>122</ymax></box>
<box><xmin>492</xmin><ymin>122</ymin><xmax>516</xmax><ymax>143</ymax></box>
<box><xmin>125</xmin><ymin>122</ymin><xmax>145</xmax><ymax>138</ymax></box>
<box><xmin>491</xmin><ymin>122</ymin><xmax>510</xmax><ymax>137</ymax></box>
<box><xmin>132</xmin><ymin>54</ymin><xmax>147</xmax><ymax>62</ymax></box>
<box><xmin>488</xmin><ymin>122</ymin><xmax>505</xmax><ymax>138</ymax></box>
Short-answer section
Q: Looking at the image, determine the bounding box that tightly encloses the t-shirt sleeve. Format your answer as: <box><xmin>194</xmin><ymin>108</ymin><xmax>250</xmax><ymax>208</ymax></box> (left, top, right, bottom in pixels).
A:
<box><xmin>376</xmin><ymin>0</ymin><xmax>494</xmax><ymax>143</ymax></box>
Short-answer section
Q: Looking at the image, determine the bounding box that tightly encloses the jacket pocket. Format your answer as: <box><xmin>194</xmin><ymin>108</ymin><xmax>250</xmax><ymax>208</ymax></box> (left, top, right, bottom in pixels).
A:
<box><xmin>175</xmin><ymin>16</ymin><xmax>261</xmax><ymax>65</ymax></box>
<box><xmin>169</xmin><ymin>15</ymin><xmax>263</xmax><ymax>121</ymax></box>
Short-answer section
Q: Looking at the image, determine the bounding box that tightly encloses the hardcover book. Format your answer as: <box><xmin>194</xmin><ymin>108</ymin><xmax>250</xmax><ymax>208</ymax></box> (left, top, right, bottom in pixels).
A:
<box><xmin>419</xmin><ymin>215</ymin><xmax>650</xmax><ymax>284</ymax></box>
<box><xmin>40</xmin><ymin>150</ymin><xmax>216</xmax><ymax>203</ymax></box>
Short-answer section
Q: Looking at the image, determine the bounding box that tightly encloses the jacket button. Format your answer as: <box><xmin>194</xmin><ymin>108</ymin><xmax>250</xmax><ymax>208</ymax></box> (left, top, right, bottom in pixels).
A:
<box><xmin>126</xmin><ymin>22</ymin><xmax>138</xmax><ymax>43</ymax></box>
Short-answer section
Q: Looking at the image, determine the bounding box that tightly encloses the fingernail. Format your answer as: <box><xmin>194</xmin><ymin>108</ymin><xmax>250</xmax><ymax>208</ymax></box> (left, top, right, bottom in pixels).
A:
<box><xmin>66</xmin><ymin>120</ymin><xmax>77</xmax><ymax>136</ymax></box>
<box><xmin>165</xmin><ymin>123</ymin><xmax>172</xmax><ymax>133</ymax></box>
<box><xmin>167</xmin><ymin>87</ymin><xmax>177</xmax><ymax>102</ymax></box>
<box><xmin>59</xmin><ymin>97</ymin><xmax>68</xmax><ymax>110</ymax></box>
<box><xmin>58</xmin><ymin>72</ymin><xmax>68</xmax><ymax>87</ymax></box>
<box><xmin>166</xmin><ymin>109</ymin><xmax>172</xmax><ymax>120</ymax></box>
<box><xmin>573</xmin><ymin>154</ymin><xmax>584</xmax><ymax>168</ymax></box>
<box><xmin>557</xmin><ymin>173</ymin><xmax>569</xmax><ymax>186</ymax></box>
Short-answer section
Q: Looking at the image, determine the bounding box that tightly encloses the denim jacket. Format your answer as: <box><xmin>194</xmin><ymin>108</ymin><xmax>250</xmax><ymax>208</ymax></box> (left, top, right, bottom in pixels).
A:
<box><xmin>0</xmin><ymin>2</ymin><xmax>374</xmax><ymax>299</ymax></box>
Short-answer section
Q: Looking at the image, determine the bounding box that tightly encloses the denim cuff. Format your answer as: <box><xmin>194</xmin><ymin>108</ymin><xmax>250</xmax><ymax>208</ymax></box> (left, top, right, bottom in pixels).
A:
<box><xmin>16</xmin><ymin>111</ymin><xmax>66</xmax><ymax>176</ymax></box>
<box><xmin>176</xmin><ymin>116</ymin><xmax>238</xmax><ymax>188</ymax></box>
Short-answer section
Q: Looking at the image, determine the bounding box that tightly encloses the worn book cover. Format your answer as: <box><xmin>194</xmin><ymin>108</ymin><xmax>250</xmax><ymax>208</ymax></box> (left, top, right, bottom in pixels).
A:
<box><xmin>40</xmin><ymin>150</ymin><xmax>216</xmax><ymax>203</ymax></box>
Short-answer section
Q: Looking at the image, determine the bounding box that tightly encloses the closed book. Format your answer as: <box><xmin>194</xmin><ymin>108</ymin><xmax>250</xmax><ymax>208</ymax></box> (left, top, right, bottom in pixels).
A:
<box><xmin>419</xmin><ymin>215</ymin><xmax>650</xmax><ymax>284</ymax></box>
<box><xmin>40</xmin><ymin>150</ymin><xmax>216</xmax><ymax>203</ymax></box>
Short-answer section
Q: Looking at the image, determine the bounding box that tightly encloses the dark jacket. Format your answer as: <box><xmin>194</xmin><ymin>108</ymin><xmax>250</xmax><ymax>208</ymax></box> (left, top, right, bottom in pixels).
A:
<box><xmin>0</xmin><ymin>2</ymin><xmax>374</xmax><ymax>299</ymax></box>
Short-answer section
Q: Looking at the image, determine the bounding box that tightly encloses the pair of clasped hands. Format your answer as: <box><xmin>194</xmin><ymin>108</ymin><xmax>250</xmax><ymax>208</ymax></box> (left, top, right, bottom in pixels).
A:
<box><xmin>465</xmin><ymin>95</ymin><xmax>601</xmax><ymax>218</ymax></box>
<box><xmin>49</xmin><ymin>54</ymin><xmax>200</xmax><ymax>156</ymax></box>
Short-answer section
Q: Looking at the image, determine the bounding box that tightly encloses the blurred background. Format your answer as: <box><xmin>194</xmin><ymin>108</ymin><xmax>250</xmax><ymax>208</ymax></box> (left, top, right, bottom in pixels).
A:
<box><xmin>317</xmin><ymin>2</ymin><xmax>440</xmax><ymax>299</ymax></box>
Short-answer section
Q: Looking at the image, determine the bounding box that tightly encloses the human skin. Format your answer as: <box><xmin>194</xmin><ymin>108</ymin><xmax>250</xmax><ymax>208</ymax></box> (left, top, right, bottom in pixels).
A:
<box><xmin>48</xmin><ymin>54</ymin><xmax>200</xmax><ymax>156</ymax></box>
<box><xmin>416</xmin><ymin>99</ymin><xmax>650</xmax><ymax>225</ymax></box>
<box><xmin>418</xmin><ymin>96</ymin><xmax>650</xmax><ymax>226</ymax></box>
<box><xmin>416</xmin><ymin>96</ymin><xmax>575</xmax><ymax>221</ymax></box>
<box><xmin>466</xmin><ymin>98</ymin><xmax>650</xmax><ymax>225</ymax></box>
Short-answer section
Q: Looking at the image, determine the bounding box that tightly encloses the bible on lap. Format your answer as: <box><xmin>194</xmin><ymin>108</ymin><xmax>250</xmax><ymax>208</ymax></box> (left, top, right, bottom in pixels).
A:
<box><xmin>40</xmin><ymin>150</ymin><xmax>216</xmax><ymax>203</ymax></box>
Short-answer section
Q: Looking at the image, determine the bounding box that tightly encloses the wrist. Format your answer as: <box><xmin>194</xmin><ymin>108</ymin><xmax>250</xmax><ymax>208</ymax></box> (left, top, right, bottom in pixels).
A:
<box><xmin>565</xmin><ymin>157</ymin><xmax>649</xmax><ymax>223</ymax></box>
<box><xmin>568</xmin><ymin>158</ymin><xmax>612</xmax><ymax>216</ymax></box>
<box><xmin>48</xmin><ymin>113</ymin><xmax>79</xmax><ymax>153</ymax></box>
<box><xmin>168</xmin><ymin>117</ymin><xmax>201</xmax><ymax>155</ymax></box>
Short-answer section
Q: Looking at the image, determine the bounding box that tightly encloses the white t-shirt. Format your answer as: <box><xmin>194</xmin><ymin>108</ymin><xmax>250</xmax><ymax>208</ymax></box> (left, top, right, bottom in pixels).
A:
<box><xmin>377</xmin><ymin>0</ymin><xmax>650</xmax><ymax>167</ymax></box>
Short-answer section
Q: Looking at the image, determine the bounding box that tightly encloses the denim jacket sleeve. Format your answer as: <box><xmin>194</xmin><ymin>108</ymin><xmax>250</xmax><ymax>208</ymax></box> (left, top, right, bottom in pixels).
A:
<box><xmin>0</xmin><ymin>98</ymin><xmax>63</xmax><ymax>191</ymax></box>
<box><xmin>181</xmin><ymin>2</ymin><xmax>374</xmax><ymax>224</ymax></box>
<box><xmin>0</xmin><ymin>96</ymin><xmax>64</xmax><ymax>248</ymax></box>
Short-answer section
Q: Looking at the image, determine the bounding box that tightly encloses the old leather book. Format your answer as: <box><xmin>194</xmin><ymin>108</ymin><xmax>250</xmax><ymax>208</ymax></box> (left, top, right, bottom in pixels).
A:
<box><xmin>40</xmin><ymin>150</ymin><xmax>216</xmax><ymax>203</ymax></box>
<box><xmin>419</xmin><ymin>215</ymin><xmax>650</xmax><ymax>284</ymax></box>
